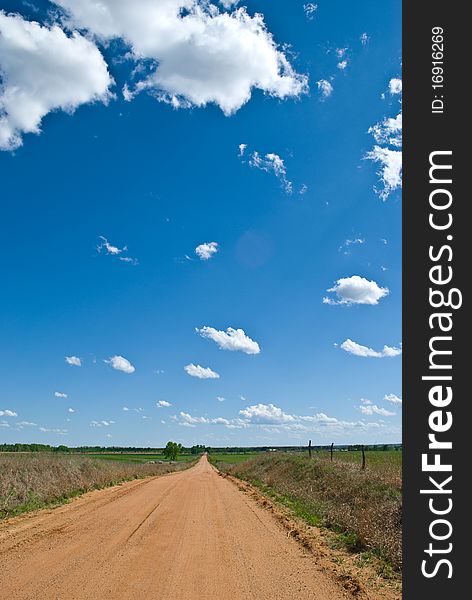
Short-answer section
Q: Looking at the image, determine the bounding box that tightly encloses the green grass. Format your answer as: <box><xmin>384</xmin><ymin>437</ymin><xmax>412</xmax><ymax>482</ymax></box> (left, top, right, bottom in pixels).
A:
<box><xmin>219</xmin><ymin>452</ymin><xmax>402</xmax><ymax>572</ymax></box>
<box><xmin>208</xmin><ymin>452</ymin><xmax>261</xmax><ymax>464</ymax></box>
<box><xmin>317</xmin><ymin>449</ymin><xmax>402</xmax><ymax>470</ymax></box>
<box><xmin>83</xmin><ymin>453</ymin><xmax>194</xmax><ymax>463</ymax></box>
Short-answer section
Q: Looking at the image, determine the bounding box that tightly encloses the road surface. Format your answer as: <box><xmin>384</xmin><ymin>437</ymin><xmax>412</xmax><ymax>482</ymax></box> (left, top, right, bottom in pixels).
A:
<box><xmin>0</xmin><ymin>455</ymin><xmax>349</xmax><ymax>600</ymax></box>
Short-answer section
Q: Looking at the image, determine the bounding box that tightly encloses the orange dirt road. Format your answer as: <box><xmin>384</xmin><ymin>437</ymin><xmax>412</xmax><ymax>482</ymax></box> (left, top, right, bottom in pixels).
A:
<box><xmin>0</xmin><ymin>456</ymin><xmax>348</xmax><ymax>600</ymax></box>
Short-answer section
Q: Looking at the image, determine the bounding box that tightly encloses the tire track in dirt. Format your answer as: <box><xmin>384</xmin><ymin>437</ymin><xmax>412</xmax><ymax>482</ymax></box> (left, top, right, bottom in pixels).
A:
<box><xmin>0</xmin><ymin>455</ymin><xmax>371</xmax><ymax>600</ymax></box>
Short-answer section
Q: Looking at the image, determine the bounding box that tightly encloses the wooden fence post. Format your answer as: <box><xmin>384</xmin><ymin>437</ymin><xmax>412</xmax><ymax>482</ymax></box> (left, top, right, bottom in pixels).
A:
<box><xmin>308</xmin><ymin>439</ymin><xmax>312</xmax><ymax>458</ymax></box>
<box><xmin>330</xmin><ymin>442</ymin><xmax>334</xmax><ymax>461</ymax></box>
<box><xmin>361</xmin><ymin>445</ymin><xmax>366</xmax><ymax>470</ymax></box>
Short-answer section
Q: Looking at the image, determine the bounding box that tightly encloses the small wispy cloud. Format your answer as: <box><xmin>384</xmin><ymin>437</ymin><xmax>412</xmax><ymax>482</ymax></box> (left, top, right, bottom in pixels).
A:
<box><xmin>97</xmin><ymin>236</ymin><xmax>138</xmax><ymax>265</ymax></box>
<box><xmin>54</xmin><ymin>391</ymin><xmax>68</xmax><ymax>398</ymax></box>
<box><xmin>0</xmin><ymin>409</ymin><xmax>17</xmax><ymax>417</ymax></box>
<box><xmin>360</xmin><ymin>32</ymin><xmax>369</xmax><ymax>45</ymax></box>
<box><xmin>90</xmin><ymin>420</ymin><xmax>115</xmax><ymax>427</ymax></box>
<box><xmin>340</xmin><ymin>338</ymin><xmax>402</xmax><ymax>358</ymax></box>
<box><xmin>157</xmin><ymin>400</ymin><xmax>172</xmax><ymax>408</ymax></box>
<box><xmin>184</xmin><ymin>364</ymin><xmax>220</xmax><ymax>379</ymax></box>
<box><xmin>338</xmin><ymin>237</ymin><xmax>365</xmax><ymax>254</ymax></box>
<box><xmin>68</xmin><ymin>408</ymin><xmax>75</xmax><ymax>413</ymax></box>
<box><xmin>303</xmin><ymin>3</ymin><xmax>318</xmax><ymax>20</ymax></box>
<box><xmin>359</xmin><ymin>403</ymin><xmax>395</xmax><ymax>417</ymax></box>
<box><xmin>384</xmin><ymin>393</ymin><xmax>402</xmax><ymax>405</ymax></box>
<box><xmin>317</xmin><ymin>79</ymin><xmax>333</xmax><ymax>99</ymax></box>
<box><xmin>217</xmin><ymin>396</ymin><xmax>225</xmax><ymax>402</ymax></box>
<box><xmin>65</xmin><ymin>356</ymin><xmax>81</xmax><ymax>366</ymax></box>
<box><xmin>249</xmin><ymin>150</ymin><xmax>292</xmax><ymax>194</ymax></box>
<box><xmin>239</xmin><ymin>146</ymin><xmax>293</xmax><ymax>194</ymax></box>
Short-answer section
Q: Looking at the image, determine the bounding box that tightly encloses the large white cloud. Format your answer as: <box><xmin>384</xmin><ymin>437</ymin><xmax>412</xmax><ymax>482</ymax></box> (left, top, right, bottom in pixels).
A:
<box><xmin>0</xmin><ymin>11</ymin><xmax>113</xmax><ymax>151</ymax></box>
<box><xmin>184</xmin><ymin>363</ymin><xmax>220</xmax><ymax>379</ymax></box>
<box><xmin>323</xmin><ymin>275</ymin><xmax>389</xmax><ymax>306</ymax></box>
<box><xmin>54</xmin><ymin>0</ymin><xmax>307</xmax><ymax>115</ymax></box>
<box><xmin>105</xmin><ymin>355</ymin><xmax>135</xmax><ymax>373</ymax></box>
<box><xmin>340</xmin><ymin>338</ymin><xmax>402</xmax><ymax>358</ymax></box>
<box><xmin>197</xmin><ymin>326</ymin><xmax>260</xmax><ymax>354</ymax></box>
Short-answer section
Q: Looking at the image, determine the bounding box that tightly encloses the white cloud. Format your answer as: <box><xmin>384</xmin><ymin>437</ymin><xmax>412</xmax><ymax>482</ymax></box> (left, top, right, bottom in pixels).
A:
<box><xmin>359</xmin><ymin>403</ymin><xmax>395</xmax><ymax>417</ymax></box>
<box><xmin>217</xmin><ymin>396</ymin><xmax>225</xmax><ymax>402</ymax></box>
<box><xmin>317</xmin><ymin>79</ymin><xmax>333</xmax><ymax>99</ymax></box>
<box><xmin>195</xmin><ymin>242</ymin><xmax>219</xmax><ymax>260</ymax></box>
<box><xmin>220</xmin><ymin>0</ymin><xmax>240</xmax><ymax>9</ymax></box>
<box><xmin>97</xmin><ymin>236</ymin><xmax>125</xmax><ymax>255</ymax></box>
<box><xmin>360</xmin><ymin>32</ymin><xmax>369</xmax><ymax>45</ymax></box>
<box><xmin>368</xmin><ymin>112</ymin><xmax>402</xmax><ymax>148</ymax></box>
<box><xmin>323</xmin><ymin>275</ymin><xmax>389</xmax><ymax>305</ymax></box>
<box><xmin>184</xmin><ymin>363</ymin><xmax>220</xmax><ymax>379</ymax></box>
<box><xmin>384</xmin><ymin>393</ymin><xmax>402</xmax><ymax>405</ymax></box>
<box><xmin>65</xmin><ymin>355</ymin><xmax>81</xmax><ymax>366</ymax></box>
<box><xmin>340</xmin><ymin>338</ymin><xmax>402</xmax><ymax>358</ymax></box>
<box><xmin>389</xmin><ymin>78</ymin><xmax>402</xmax><ymax>95</ymax></box>
<box><xmin>90</xmin><ymin>420</ymin><xmax>114</xmax><ymax>427</ymax></box>
<box><xmin>39</xmin><ymin>427</ymin><xmax>68</xmax><ymax>434</ymax></box>
<box><xmin>0</xmin><ymin>409</ymin><xmax>17</xmax><ymax>417</ymax></box>
<box><xmin>105</xmin><ymin>355</ymin><xmax>135</xmax><ymax>374</ymax></box>
<box><xmin>0</xmin><ymin>420</ymin><xmax>9</xmax><ymax>428</ymax></box>
<box><xmin>17</xmin><ymin>420</ymin><xmax>37</xmax><ymax>426</ymax></box>
<box><xmin>157</xmin><ymin>400</ymin><xmax>172</xmax><ymax>407</ymax></box>
<box><xmin>55</xmin><ymin>0</ymin><xmax>308</xmax><ymax>116</ymax></box>
<box><xmin>68</xmin><ymin>407</ymin><xmax>75</xmax><ymax>413</ymax></box>
<box><xmin>97</xmin><ymin>236</ymin><xmax>138</xmax><ymax>265</ymax></box>
<box><xmin>338</xmin><ymin>237</ymin><xmax>365</xmax><ymax>254</ymax></box>
<box><xmin>54</xmin><ymin>391</ymin><xmax>68</xmax><ymax>398</ymax></box>
<box><xmin>365</xmin><ymin>75</ymin><xmax>402</xmax><ymax>200</ymax></box>
<box><xmin>365</xmin><ymin>146</ymin><xmax>402</xmax><ymax>200</ymax></box>
<box><xmin>303</xmin><ymin>3</ymin><xmax>318</xmax><ymax>20</ymax></box>
<box><xmin>0</xmin><ymin>11</ymin><xmax>112</xmax><ymax>151</ymax></box>
<box><xmin>245</xmin><ymin>150</ymin><xmax>292</xmax><ymax>194</ymax></box>
<box><xmin>122</xmin><ymin>406</ymin><xmax>129</xmax><ymax>411</ymax></box>
<box><xmin>197</xmin><ymin>326</ymin><xmax>260</xmax><ymax>354</ymax></box>
<box><xmin>337</xmin><ymin>60</ymin><xmax>348</xmax><ymax>70</ymax></box>
<box><xmin>239</xmin><ymin>403</ymin><xmax>295</xmax><ymax>424</ymax></box>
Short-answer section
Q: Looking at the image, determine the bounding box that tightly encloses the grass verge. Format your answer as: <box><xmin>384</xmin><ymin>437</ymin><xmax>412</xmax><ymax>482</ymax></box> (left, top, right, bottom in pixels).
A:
<box><xmin>0</xmin><ymin>452</ymin><xmax>194</xmax><ymax>520</ymax></box>
<box><xmin>216</xmin><ymin>452</ymin><xmax>401</xmax><ymax>575</ymax></box>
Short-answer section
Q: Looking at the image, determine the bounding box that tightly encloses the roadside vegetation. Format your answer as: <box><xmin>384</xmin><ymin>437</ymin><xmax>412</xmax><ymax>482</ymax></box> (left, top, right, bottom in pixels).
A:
<box><xmin>0</xmin><ymin>452</ymin><xmax>192</xmax><ymax>520</ymax></box>
<box><xmin>215</xmin><ymin>451</ymin><xmax>402</xmax><ymax>575</ymax></box>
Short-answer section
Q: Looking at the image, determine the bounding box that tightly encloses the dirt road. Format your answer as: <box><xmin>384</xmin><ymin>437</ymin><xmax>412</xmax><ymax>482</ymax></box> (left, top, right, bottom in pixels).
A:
<box><xmin>0</xmin><ymin>455</ymin><xmax>349</xmax><ymax>600</ymax></box>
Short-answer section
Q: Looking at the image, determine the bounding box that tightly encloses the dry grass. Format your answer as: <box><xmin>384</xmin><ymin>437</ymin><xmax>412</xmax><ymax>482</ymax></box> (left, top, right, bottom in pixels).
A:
<box><xmin>0</xmin><ymin>452</ymin><xmax>192</xmax><ymax>519</ymax></box>
<box><xmin>219</xmin><ymin>452</ymin><xmax>402</xmax><ymax>571</ymax></box>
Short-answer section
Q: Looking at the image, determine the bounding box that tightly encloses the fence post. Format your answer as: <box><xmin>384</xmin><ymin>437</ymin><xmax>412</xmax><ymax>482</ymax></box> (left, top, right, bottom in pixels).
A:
<box><xmin>361</xmin><ymin>445</ymin><xmax>366</xmax><ymax>470</ymax></box>
<box><xmin>308</xmin><ymin>439</ymin><xmax>312</xmax><ymax>458</ymax></box>
<box><xmin>330</xmin><ymin>442</ymin><xmax>334</xmax><ymax>461</ymax></box>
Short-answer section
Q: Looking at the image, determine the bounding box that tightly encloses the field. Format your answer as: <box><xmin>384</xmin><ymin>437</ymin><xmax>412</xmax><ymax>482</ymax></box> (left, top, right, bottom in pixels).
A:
<box><xmin>216</xmin><ymin>450</ymin><xmax>402</xmax><ymax>573</ymax></box>
<box><xmin>0</xmin><ymin>452</ymin><xmax>193</xmax><ymax>520</ymax></box>
<box><xmin>84</xmin><ymin>452</ymin><xmax>194</xmax><ymax>463</ymax></box>
<box><xmin>208</xmin><ymin>452</ymin><xmax>260</xmax><ymax>463</ymax></box>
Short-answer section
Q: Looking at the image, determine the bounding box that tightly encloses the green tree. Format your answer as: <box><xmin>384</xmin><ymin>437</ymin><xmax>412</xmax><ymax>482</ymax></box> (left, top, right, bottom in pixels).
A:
<box><xmin>163</xmin><ymin>441</ymin><xmax>181</xmax><ymax>460</ymax></box>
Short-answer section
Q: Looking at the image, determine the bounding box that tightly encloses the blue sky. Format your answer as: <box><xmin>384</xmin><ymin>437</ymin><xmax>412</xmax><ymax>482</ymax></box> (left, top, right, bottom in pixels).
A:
<box><xmin>0</xmin><ymin>0</ymin><xmax>402</xmax><ymax>447</ymax></box>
